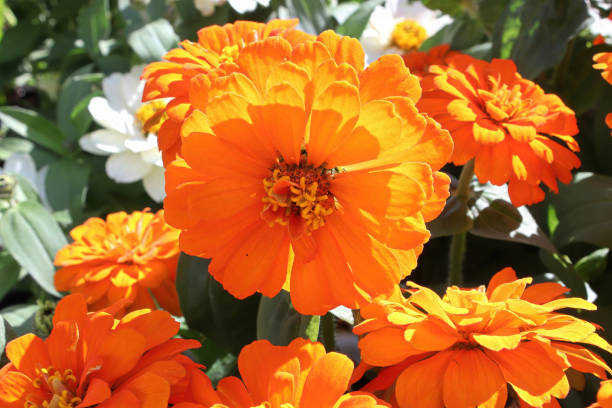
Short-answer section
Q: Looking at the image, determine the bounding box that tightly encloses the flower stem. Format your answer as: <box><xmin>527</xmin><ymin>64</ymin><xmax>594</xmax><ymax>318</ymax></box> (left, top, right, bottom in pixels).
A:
<box><xmin>448</xmin><ymin>160</ymin><xmax>475</xmax><ymax>286</ymax></box>
<box><xmin>321</xmin><ymin>312</ymin><xmax>336</xmax><ymax>351</ymax></box>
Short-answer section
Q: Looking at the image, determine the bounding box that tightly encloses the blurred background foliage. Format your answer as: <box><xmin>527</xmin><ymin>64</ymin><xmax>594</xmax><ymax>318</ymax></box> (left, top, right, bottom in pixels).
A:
<box><xmin>0</xmin><ymin>0</ymin><xmax>611</xmax><ymax>405</ymax></box>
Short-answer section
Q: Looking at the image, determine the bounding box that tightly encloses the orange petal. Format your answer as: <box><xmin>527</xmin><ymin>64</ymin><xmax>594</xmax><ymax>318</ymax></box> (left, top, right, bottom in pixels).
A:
<box><xmin>395</xmin><ymin>351</ymin><xmax>454</xmax><ymax>408</ymax></box>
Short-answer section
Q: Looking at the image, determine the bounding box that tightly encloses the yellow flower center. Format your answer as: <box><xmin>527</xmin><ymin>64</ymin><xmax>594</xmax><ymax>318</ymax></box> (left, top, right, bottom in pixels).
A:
<box><xmin>219</xmin><ymin>44</ymin><xmax>240</xmax><ymax>64</ymax></box>
<box><xmin>391</xmin><ymin>19</ymin><xmax>427</xmax><ymax>52</ymax></box>
<box><xmin>481</xmin><ymin>76</ymin><xmax>531</xmax><ymax>122</ymax></box>
<box><xmin>26</xmin><ymin>367</ymin><xmax>82</xmax><ymax>408</ymax></box>
<box><xmin>134</xmin><ymin>100</ymin><xmax>167</xmax><ymax>134</ymax></box>
<box><xmin>262</xmin><ymin>162</ymin><xmax>335</xmax><ymax>238</ymax></box>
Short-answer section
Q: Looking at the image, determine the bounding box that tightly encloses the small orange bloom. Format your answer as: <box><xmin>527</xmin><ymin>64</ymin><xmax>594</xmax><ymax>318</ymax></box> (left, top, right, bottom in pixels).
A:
<box><xmin>142</xmin><ymin>19</ymin><xmax>314</xmax><ymax>164</ymax></box>
<box><xmin>173</xmin><ymin>338</ymin><xmax>389</xmax><ymax>408</ymax></box>
<box><xmin>0</xmin><ymin>294</ymin><xmax>200</xmax><ymax>408</ymax></box>
<box><xmin>54</xmin><ymin>209</ymin><xmax>182</xmax><ymax>316</ymax></box>
<box><xmin>164</xmin><ymin>32</ymin><xmax>453</xmax><ymax>315</ymax></box>
<box><xmin>606</xmin><ymin>113</ymin><xmax>612</xmax><ymax>136</ymax></box>
<box><xmin>590</xmin><ymin>379</ymin><xmax>612</xmax><ymax>408</ymax></box>
<box><xmin>594</xmin><ymin>52</ymin><xmax>612</xmax><ymax>85</ymax></box>
<box><xmin>401</xmin><ymin>44</ymin><xmax>460</xmax><ymax>78</ymax></box>
<box><xmin>418</xmin><ymin>54</ymin><xmax>580</xmax><ymax>206</ymax></box>
<box><xmin>354</xmin><ymin>268</ymin><xmax>612</xmax><ymax>408</ymax></box>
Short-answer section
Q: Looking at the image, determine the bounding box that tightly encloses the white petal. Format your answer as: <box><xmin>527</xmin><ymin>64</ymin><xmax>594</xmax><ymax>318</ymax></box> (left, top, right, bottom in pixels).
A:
<box><xmin>105</xmin><ymin>151</ymin><xmax>153</xmax><ymax>183</ymax></box>
<box><xmin>194</xmin><ymin>0</ymin><xmax>216</xmax><ymax>15</ymax></box>
<box><xmin>124</xmin><ymin>137</ymin><xmax>155</xmax><ymax>153</ymax></box>
<box><xmin>88</xmin><ymin>96</ymin><xmax>130</xmax><ymax>134</ymax></box>
<box><xmin>80</xmin><ymin>129</ymin><xmax>127</xmax><ymax>155</ymax></box>
<box><xmin>140</xmin><ymin>148</ymin><xmax>163</xmax><ymax>165</ymax></box>
<box><xmin>143</xmin><ymin>166</ymin><xmax>165</xmax><ymax>202</ymax></box>
<box><xmin>101</xmin><ymin>73</ymin><xmax>125</xmax><ymax>111</ymax></box>
<box><xmin>257</xmin><ymin>0</ymin><xmax>270</xmax><ymax>6</ymax></box>
<box><xmin>228</xmin><ymin>0</ymin><xmax>258</xmax><ymax>13</ymax></box>
<box><xmin>121</xmin><ymin>66</ymin><xmax>146</xmax><ymax>114</ymax></box>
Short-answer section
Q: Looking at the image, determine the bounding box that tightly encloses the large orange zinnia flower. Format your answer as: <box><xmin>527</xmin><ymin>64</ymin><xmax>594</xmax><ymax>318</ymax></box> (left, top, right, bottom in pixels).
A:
<box><xmin>142</xmin><ymin>19</ymin><xmax>314</xmax><ymax>164</ymax></box>
<box><xmin>401</xmin><ymin>44</ymin><xmax>460</xmax><ymax>78</ymax></box>
<box><xmin>172</xmin><ymin>338</ymin><xmax>389</xmax><ymax>408</ymax></box>
<box><xmin>54</xmin><ymin>209</ymin><xmax>182</xmax><ymax>316</ymax></box>
<box><xmin>0</xmin><ymin>294</ymin><xmax>200</xmax><ymax>408</ymax></box>
<box><xmin>163</xmin><ymin>32</ymin><xmax>453</xmax><ymax>315</ymax></box>
<box><xmin>354</xmin><ymin>268</ymin><xmax>612</xmax><ymax>408</ymax></box>
<box><xmin>418</xmin><ymin>54</ymin><xmax>580</xmax><ymax>206</ymax></box>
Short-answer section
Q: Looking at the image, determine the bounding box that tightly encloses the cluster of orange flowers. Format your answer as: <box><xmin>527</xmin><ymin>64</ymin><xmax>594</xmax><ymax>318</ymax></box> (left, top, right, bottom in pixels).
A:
<box><xmin>2</xmin><ymin>18</ymin><xmax>611</xmax><ymax>408</ymax></box>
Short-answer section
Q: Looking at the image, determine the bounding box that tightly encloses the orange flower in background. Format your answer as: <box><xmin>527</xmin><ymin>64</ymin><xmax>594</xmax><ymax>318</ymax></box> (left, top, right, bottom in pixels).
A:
<box><xmin>54</xmin><ymin>209</ymin><xmax>182</xmax><ymax>316</ymax></box>
<box><xmin>594</xmin><ymin>52</ymin><xmax>612</xmax><ymax>85</ymax></box>
<box><xmin>401</xmin><ymin>44</ymin><xmax>460</xmax><ymax>78</ymax></box>
<box><xmin>354</xmin><ymin>268</ymin><xmax>612</xmax><ymax>408</ymax></box>
<box><xmin>418</xmin><ymin>54</ymin><xmax>580</xmax><ymax>206</ymax></box>
<box><xmin>163</xmin><ymin>32</ymin><xmax>453</xmax><ymax>315</ymax></box>
<box><xmin>590</xmin><ymin>379</ymin><xmax>612</xmax><ymax>407</ymax></box>
<box><xmin>173</xmin><ymin>338</ymin><xmax>389</xmax><ymax>408</ymax></box>
<box><xmin>606</xmin><ymin>113</ymin><xmax>612</xmax><ymax>136</ymax></box>
<box><xmin>0</xmin><ymin>294</ymin><xmax>200</xmax><ymax>408</ymax></box>
<box><xmin>142</xmin><ymin>19</ymin><xmax>314</xmax><ymax>164</ymax></box>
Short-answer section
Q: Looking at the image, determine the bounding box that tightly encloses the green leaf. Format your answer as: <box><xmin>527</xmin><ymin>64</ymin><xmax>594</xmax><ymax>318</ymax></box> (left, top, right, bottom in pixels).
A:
<box><xmin>0</xmin><ymin>317</ymin><xmax>17</xmax><ymax>367</ymax></box>
<box><xmin>421</xmin><ymin>0</ymin><xmax>463</xmax><ymax>16</ymax></box>
<box><xmin>0</xmin><ymin>107</ymin><xmax>67</xmax><ymax>155</ymax></box>
<box><xmin>56</xmin><ymin>66</ymin><xmax>100</xmax><ymax>142</ymax></box>
<box><xmin>77</xmin><ymin>0</ymin><xmax>111</xmax><ymax>58</ymax></box>
<box><xmin>175</xmin><ymin>253</ymin><xmax>260</xmax><ymax>354</ymax></box>
<box><xmin>257</xmin><ymin>291</ymin><xmax>321</xmax><ymax>346</ymax></box>
<box><xmin>492</xmin><ymin>0</ymin><xmax>589</xmax><ymax>78</ymax></box>
<box><xmin>427</xmin><ymin>195</ymin><xmax>473</xmax><ymax>238</ymax></box>
<box><xmin>575</xmin><ymin>248</ymin><xmax>609</xmax><ymax>283</ymax></box>
<box><xmin>0</xmin><ymin>137</ymin><xmax>33</xmax><ymax>160</ymax></box>
<box><xmin>0</xmin><ymin>22</ymin><xmax>43</xmax><ymax>64</ymax></box>
<box><xmin>0</xmin><ymin>201</ymin><xmax>67</xmax><ymax>297</ymax></box>
<box><xmin>467</xmin><ymin>183</ymin><xmax>556</xmax><ymax>252</ymax></box>
<box><xmin>1</xmin><ymin>304</ymin><xmax>38</xmax><ymax>337</ymax></box>
<box><xmin>128</xmin><ymin>19</ymin><xmax>179</xmax><ymax>61</ymax></box>
<box><xmin>0</xmin><ymin>251</ymin><xmax>21</xmax><ymax>302</ymax></box>
<box><xmin>0</xmin><ymin>0</ymin><xmax>4</xmax><ymax>43</ymax></box>
<box><xmin>44</xmin><ymin>158</ymin><xmax>90</xmax><ymax>223</ymax></box>
<box><xmin>539</xmin><ymin>250</ymin><xmax>586</xmax><ymax>299</ymax></box>
<box><xmin>551</xmin><ymin>173</ymin><xmax>612</xmax><ymax>249</ymax></box>
<box><xmin>285</xmin><ymin>0</ymin><xmax>332</xmax><ymax>34</ymax></box>
<box><xmin>336</xmin><ymin>0</ymin><xmax>383</xmax><ymax>38</ymax></box>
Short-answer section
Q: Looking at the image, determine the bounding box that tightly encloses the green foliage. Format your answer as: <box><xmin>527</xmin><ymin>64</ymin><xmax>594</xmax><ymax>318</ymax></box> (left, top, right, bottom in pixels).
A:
<box><xmin>128</xmin><ymin>19</ymin><xmax>179</xmax><ymax>61</ymax></box>
<box><xmin>285</xmin><ymin>0</ymin><xmax>333</xmax><ymax>34</ymax></box>
<box><xmin>0</xmin><ymin>317</ymin><xmax>17</xmax><ymax>367</ymax></box>
<box><xmin>0</xmin><ymin>107</ymin><xmax>67</xmax><ymax>155</ymax></box>
<box><xmin>539</xmin><ymin>250</ymin><xmax>586</xmax><ymax>299</ymax></box>
<box><xmin>0</xmin><ymin>251</ymin><xmax>20</xmax><ymax>302</ymax></box>
<box><xmin>336</xmin><ymin>0</ymin><xmax>382</xmax><ymax>38</ymax></box>
<box><xmin>176</xmin><ymin>254</ymin><xmax>260</xmax><ymax>354</ymax></box>
<box><xmin>44</xmin><ymin>158</ymin><xmax>90</xmax><ymax>224</ymax></box>
<box><xmin>257</xmin><ymin>291</ymin><xmax>321</xmax><ymax>346</ymax></box>
<box><xmin>77</xmin><ymin>0</ymin><xmax>111</xmax><ymax>59</ymax></box>
<box><xmin>0</xmin><ymin>200</ymin><xmax>66</xmax><ymax>297</ymax></box>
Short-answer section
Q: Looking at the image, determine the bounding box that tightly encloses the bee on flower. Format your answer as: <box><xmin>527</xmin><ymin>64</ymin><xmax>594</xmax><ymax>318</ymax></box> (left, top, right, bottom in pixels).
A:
<box><xmin>360</xmin><ymin>0</ymin><xmax>452</xmax><ymax>63</ymax></box>
<box><xmin>79</xmin><ymin>65</ymin><xmax>167</xmax><ymax>202</ymax></box>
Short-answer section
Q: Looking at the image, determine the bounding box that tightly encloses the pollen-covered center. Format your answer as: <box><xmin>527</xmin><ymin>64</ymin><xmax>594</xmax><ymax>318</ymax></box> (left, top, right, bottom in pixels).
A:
<box><xmin>262</xmin><ymin>162</ymin><xmax>335</xmax><ymax>237</ymax></box>
<box><xmin>391</xmin><ymin>19</ymin><xmax>427</xmax><ymax>52</ymax></box>
<box><xmin>482</xmin><ymin>76</ymin><xmax>530</xmax><ymax>121</ymax></box>
<box><xmin>26</xmin><ymin>367</ymin><xmax>82</xmax><ymax>408</ymax></box>
<box><xmin>219</xmin><ymin>44</ymin><xmax>240</xmax><ymax>64</ymax></box>
<box><xmin>135</xmin><ymin>100</ymin><xmax>167</xmax><ymax>134</ymax></box>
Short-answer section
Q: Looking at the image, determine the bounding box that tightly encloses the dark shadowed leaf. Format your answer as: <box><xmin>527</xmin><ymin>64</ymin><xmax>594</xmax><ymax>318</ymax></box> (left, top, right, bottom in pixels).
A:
<box><xmin>176</xmin><ymin>253</ymin><xmax>260</xmax><ymax>354</ymax></box>
<box><xmin>0</xmin><ymin>107</ymin><xmax>67</xmax><ymax>155</ymax></box>
<box><xmin>285</xmin><ymin>0</ymin><xmax>333</xmax><ymax>34</ymax></box>
<box><xmin>44</xmin><ymin>158</ymin><xmax>90</xmax><ymax>224</ymax></box>
<box><xmin>77</xmin><ymin>0</ymin><xmax>111</xmax><ymax>58</ymax></box>
<box><xmin>539</xmin><ymin>250</ymin><xmax>586</xmax><ymax>299</ymax></box>
<box><xmin>336</xmin><ymin>0</ymin><xmax>382</xmax><ymax>38</ymax></box>
<box><xmin>257</xmin><ymin>291</ymin><xmax>320</xmax><ymax>346</ymax></box>
<box><xmin>0</xmin><ymin>251</ymin><xmax>21</xmax><ymax>302</ymax></box>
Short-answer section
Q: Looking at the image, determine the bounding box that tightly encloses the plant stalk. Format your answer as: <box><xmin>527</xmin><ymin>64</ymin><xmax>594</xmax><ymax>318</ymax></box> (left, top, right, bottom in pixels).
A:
<box><xmin>448</xmin><ymin>160</ymin><xmax>475</xmax><ymax>286</ymax></box>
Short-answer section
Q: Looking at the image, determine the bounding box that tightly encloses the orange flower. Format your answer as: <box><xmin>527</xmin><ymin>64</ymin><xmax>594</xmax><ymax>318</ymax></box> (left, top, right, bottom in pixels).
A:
<box><xmin>163</xmin><ymin>32</ymin><xmax>453</xmax><ymax>315</ymax></box>
<box><xmin>354</xmin><ymin>268</ymin><xmax>612</xmax><ymax>408</ymax></box>
<box><xmin>606</xmin><ymin>113</ymin><xmax>612</xmax><ymax>136</ymax></box>
<box><xmin>590</xmin><ymin>379</ymin><xmax>612</xmax><ymax>408</ymax></box>
<box><xmin>142</xmin><ymin>19</ymin><xmax>314</xmax><ymax>164</ymax></box>
<box><xmin>418</xmin><ymin>54</ymin><xmax>580</xmax><ymax>206</ymax></box>
<box><xmin>594</xmin><ymin>52</ymin><xmax>612</xmax><ymax>85</ymax></box>
<box><xmin>401</xmin><ymin>44</ymin><xmax>459</xmax><ymax>78</ymax></box>
<box><xmin>0</xmin><ymin>294</ymin><xmax>200</xmax><ymax>408</ymax></box>
<box><xmin>173</xmin><ymin>338</ymin><xmax>389</xmax><ymax>408</ymax></box>
<box><xmin>54</xmin><ymin>209</ymin><xmax>182</xmax><ymax>316</ymax></box>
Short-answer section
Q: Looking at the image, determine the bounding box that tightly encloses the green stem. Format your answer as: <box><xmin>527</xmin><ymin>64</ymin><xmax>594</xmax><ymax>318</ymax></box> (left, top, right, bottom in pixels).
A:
<box><xmin>448</xmin><ymin>231</ymin><xmax>466</xmax><ymax>286</ymax></box>
<box><xmin>448</xmin><ymin>160</ymin><xmax>475</xmax><ymax>286</ymax></box>
<box><xmin>321</xmin><ymin>313</ymin><xmax>336</xmax><ymax>351</ymax></box>
<box><xmin>300</xmin><ymin>314</ymin><xmax>320</xmax><ymax>343</ymax></box>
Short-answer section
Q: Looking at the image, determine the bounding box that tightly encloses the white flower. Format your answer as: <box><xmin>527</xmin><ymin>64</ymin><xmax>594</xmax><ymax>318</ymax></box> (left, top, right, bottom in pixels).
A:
<box><xmin>587</xmin><ymin>1</ymin><xmax>612</xmax><ymax>44</ymax></box>
<box><xmin>361</xmin><ymin>0</ymin><xmax>452</xmax><ymax>63</ymax></box>
<box><xmin>228</xmin><ymin>0</ymin><xmax>270</xmax><ymax>14</ymax></box>
<box><xmin>80</xmin><ymin>65</ymin><xmax>166</xmax><ymax>202</ymax></box>
<box><xmin>194</xmin><ymin>0</ymin><xmax>226</xmax><ymax>16</ymax></box>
